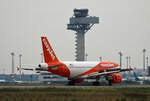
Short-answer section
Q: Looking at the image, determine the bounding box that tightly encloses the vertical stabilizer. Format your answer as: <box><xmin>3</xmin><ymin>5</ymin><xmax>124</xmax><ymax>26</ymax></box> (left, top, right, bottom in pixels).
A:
<box><xmin>41</xmin><ymin>37</ymin><xmax>59</xmax><ymax>63</ymax></box>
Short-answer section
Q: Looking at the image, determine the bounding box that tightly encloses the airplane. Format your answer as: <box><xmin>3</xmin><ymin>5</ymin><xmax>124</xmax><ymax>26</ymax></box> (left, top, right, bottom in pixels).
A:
<box><xmin>133</xmin><ymin>71</ymin><xmax>150</xmax><ymax>82</ymax></box>
<box><xmin>21</xmin><ymin>36</ymin><xmax>133</xmax><ymax>86</ymax></box>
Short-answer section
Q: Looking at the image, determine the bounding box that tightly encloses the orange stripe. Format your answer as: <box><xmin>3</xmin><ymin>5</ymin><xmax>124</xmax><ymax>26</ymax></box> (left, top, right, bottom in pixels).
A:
<box><xmin>78</xmin><ymin>62</ymin><xmax>119</xmax><ymax>77</ymax></box>
<box><xmin>48</xmin><ymin>62</ymin><xmax>70</xmax><ymax>77</ymax></box>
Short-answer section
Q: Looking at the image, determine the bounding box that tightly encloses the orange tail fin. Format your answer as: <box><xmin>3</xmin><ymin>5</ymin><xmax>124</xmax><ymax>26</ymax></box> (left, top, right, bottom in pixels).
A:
<box><xmin>41</xmin><ymin>37</ymin><xmax>59</xmax><ymax>63</ymax></box>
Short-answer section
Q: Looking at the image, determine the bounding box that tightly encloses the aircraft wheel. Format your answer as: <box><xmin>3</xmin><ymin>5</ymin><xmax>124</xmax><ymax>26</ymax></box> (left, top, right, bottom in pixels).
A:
<box><xmin>108</xmin><ymin>80</ymin><xmax>112</xmax><ymax>86</ymax></box>
<box><xmin>93</xmin><ymin>81</ymin><xmax>100</xmax><ymax>86</ymax></box>
<box><xmin>68</xmin><ymin>80</ymin><xmax>75</xmax><ymax>85</ymax></box>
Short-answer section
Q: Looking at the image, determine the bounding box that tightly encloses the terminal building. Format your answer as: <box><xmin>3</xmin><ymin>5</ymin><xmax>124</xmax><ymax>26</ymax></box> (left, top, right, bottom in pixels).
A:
<box><xmin>38</xmin><ymin>71</ymin><xmax>67</xmax><ymax>84</ymax></box>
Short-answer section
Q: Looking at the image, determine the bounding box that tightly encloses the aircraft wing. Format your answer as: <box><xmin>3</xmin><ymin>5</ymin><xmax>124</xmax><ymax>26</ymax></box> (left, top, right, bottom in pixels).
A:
<box><xmin>16</xmin><ymin>64</ymin><xmax>48</xmax><ymax>72</ymax></box>
<box><xmin>21</xmin><ymin>68</ymin><xmax>48</xmax><ymax>71</ymax></box>
<box><xmin>17</xmin><ymin>63</ymin><xmax>64</xmax><ymax>72</ymax></box>
<box><xmin>80</xmin><ymin>67</ymin><xmax>133</xmax><ymax>79</ymax></box>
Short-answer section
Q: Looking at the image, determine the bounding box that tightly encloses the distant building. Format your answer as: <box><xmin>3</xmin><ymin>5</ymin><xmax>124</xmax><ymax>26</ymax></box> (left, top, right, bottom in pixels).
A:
<box><xmin>38</xmin><ymin>71</ymin><xmax>51</xmax><ymax>84</ymax></box>
<box><xmin>38</xmin><ymin>71</ymin><xmax>68</xmax><ymax>84</ymax></box>
<box><xmin>147</xmin><ymin>66</ymin><xmax>150</xmax><ymax>76</ymax></box>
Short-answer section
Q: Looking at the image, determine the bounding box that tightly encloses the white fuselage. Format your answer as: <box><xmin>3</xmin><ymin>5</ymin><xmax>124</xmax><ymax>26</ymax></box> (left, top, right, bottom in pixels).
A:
<box><xmin>62</xmin><ymin>61</ymin><xmax>99</xmax><ymax>78</ymax></box>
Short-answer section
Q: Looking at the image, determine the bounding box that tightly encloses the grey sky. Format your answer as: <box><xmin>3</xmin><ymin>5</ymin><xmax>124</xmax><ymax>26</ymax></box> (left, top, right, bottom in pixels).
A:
<box><xmin>0</xmin><ymin>0</ymin><xmax>150</xmax><ymax>74</ymax></box>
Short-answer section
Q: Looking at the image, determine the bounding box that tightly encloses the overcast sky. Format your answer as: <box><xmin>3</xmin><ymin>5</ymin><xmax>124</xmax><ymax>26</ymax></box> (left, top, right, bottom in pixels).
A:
<box><xmin>0</xmin><ymin>0</ymin><xmax>150</xmax><ymax>74</ymax></box>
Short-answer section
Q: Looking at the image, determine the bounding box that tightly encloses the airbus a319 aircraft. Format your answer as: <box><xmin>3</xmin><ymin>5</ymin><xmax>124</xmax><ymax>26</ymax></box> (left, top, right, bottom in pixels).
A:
<box><xmin>23</xmin><ymin>36</ymin><xmax>133</xmax><ymax>86</ymax></box>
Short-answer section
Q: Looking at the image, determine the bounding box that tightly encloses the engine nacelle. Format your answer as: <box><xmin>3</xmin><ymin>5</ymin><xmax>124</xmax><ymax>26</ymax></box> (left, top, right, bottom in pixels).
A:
<box><xmin>38</xmin><ymin>63</ymin><xmax>48</xmax><ymax>69</ymax></box>
<box><xmin>111</xmin><ymin>74</ymin><xmax>122</xmax><ymax>83</ymax></box>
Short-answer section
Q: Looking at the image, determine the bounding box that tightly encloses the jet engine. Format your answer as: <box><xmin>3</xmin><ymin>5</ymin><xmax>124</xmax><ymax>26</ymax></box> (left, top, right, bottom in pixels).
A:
<box><xmin>38</xmin><ymin>63</ymin><xmax>48</xmax><ymax>69</ymax></box>
<box><xmin>111</xmin><ymin>74</ymin><xmax>122</xmax><ymax>83</ymax></box>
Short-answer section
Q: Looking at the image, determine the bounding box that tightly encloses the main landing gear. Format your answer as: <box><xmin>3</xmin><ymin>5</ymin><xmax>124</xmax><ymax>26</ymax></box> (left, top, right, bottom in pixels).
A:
<box><xmin>92</xmin><ymin>81</ymin><xmax>112</xmax><ymax>86</ymax></box>
<box><xmin>92</xmin><ymin>81</ymin><xmax>100</xmax><ymax>86</ymax></box>
<box><xmin>92</xmin><ymin>77</ymin><xmax>113</xmax><ymax>86</ymax></box>
<box><xmin>92</xmin><ymin>78</ymin><xmax>100</xmax><ymax>86</ymax></box>
<box><xmin>106</xmin><ymin>76</ymin><xmax>113</xmax><ymax>86</ymax></box>
<box><xmin>108</xmin><ymin>80</ymin><xmax>112</xmax><ymax>86</ymax></box>
<box><xmin>68</xmin><ymin>80</ymin><xmax>75</xmax><ymax>85</ymax></box>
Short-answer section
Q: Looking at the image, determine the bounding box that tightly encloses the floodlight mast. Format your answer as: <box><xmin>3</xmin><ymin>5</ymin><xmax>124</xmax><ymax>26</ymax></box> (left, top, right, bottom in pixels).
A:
<box><xmin>19</xmin><ymin>54</ymin><xmax>22</xmax><ymax>80</ymax></box>
<box><xmin>11</xmin><ymin>52</ymin><xmax>15</xmax><ymax>81</ymax></box>
<box><xmin>67</xmin><ymin>9</ymin><xmax>99</xmax><ymax>61</ymax></box>
<box><xmin>118</xmin><ymin>51</ymin><xmax>123</xmax><ymax>68</ymax></box>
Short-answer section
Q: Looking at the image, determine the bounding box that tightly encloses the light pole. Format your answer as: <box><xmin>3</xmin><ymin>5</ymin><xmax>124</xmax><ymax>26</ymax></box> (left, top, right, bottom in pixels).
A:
<box><xmin>85</xmin><ymin>53</ymin><xmax>88</xmax><ymax>61</ymax></box>
<box><xmin>143</xmin><ymin>49</ymin><xmax>146</xmax><ymax>71</ymax></box>
<box><xmin>143</xmin><ymin>49</ymin><xmax>146</xmax><ymax>81</ymax></box>
<box><xmin>99</xmin><ymin>56</ymin><xmax>102</xmax><ymax>61</ymax></box>
<box><xmin>19</xmin><ymin>54</ymin><xmax>22</xmax><ymax>80</ymax></box>
<box><xmin>11</xmin><ymin>52</ymin><xmax>15</xmax><ymax>81</ymax></box>
<box><xmin>41</xmin><ymin>53</ymin><xmax>44</xmax><ymax>63</ymax></box>
<box><xmin>126</xmin><ymin>56</ymin><xmax>129</xmax><ymax>68</ymax></box>
<box><xmin>146</xmin><ymin>56</ymin><xmax>148</xmax><ymax>68</ymax></box>
<box><xmin>128</xmin><ymin>56</ymin><xmax>131</xmax><ymax>67</ymax></box>
<box><xmin>118</xmin><ymin>51</ymin><xmax>123</xmax><ymax>68</ymax></box>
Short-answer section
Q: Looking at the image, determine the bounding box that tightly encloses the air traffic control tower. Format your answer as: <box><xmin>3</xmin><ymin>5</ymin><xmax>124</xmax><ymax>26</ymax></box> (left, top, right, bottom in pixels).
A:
<box><xmin>67</xmin><ymin>9</ymin><xmax>99</xmax><ymax>61</ymax></box>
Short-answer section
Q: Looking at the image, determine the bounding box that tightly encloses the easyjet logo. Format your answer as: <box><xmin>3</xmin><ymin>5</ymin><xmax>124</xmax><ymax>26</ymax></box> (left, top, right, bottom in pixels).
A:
<box><xmin>101</xmin><ymin>64</ymin><xmax>114</xmax><ymax>67</ymax></box>
<box><xmin>43</xmin><ymin>39</ymin><xmax>55</xmax><ymax>61</ymax></box>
